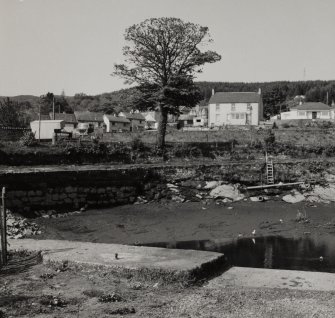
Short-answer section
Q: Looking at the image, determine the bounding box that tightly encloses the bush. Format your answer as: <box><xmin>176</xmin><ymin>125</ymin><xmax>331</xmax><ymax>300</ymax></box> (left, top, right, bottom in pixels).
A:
<box><xmin>170</xmin><ymin>143</ymin><xmax>203</xmax><ymax>158</ymax></box>
<box><xmin>18</xmin><ymin>131</ymin><xmax>37</xmax><ymax>147</ymax></box>
<box><xmin>130</xmin><ymin>136</ymin><xmax>146</xmax><ymax>151</ymax></box>
<box><xmin>264</xmin><ymin>130</ymin><xmax>276</xmax><ymax>151</ymax></box>
<box><xmin>272</xmin><ymin>121</ymin><xmax>278</xmax><ymax>129</ymax></box>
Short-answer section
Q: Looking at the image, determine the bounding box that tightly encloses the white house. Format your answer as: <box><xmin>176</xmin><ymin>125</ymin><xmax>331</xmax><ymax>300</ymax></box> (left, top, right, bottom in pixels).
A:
<box><xmin>119</xmin><ymin>112</ymin><xmax>145</xmax><ymax>131</ymax></box>
<box><xmin>30</xmin><ymin>120</ymin><xmax>65</xmax><ymax>140</ymax></box>
<box><xmin>208</xmin><ymin>90</ymin><xmax>263</xmax><ymax>127</ymax></box>
<box><xmin>190</xmin><ymin>105</ymin><xmax>208</xmax><ymax>127</ymax></box>
<box><xmin>103</xmin><ymin>115</ymin><xmax>131</xmax><ymax>132</ymax></box>
<box><xmin>271</xmin><ymin>102</ymin><xmax>334</xmax><ymax>121</ymax></box>
<box><xmin>74</xmin><ymin>111</ymin><xmax>104</xmax><ymax>128</ymax></box>
<box><xmin>142</xmin><ymin>112</ymin><xmax>159</xmax><ymax>129</ymax></box>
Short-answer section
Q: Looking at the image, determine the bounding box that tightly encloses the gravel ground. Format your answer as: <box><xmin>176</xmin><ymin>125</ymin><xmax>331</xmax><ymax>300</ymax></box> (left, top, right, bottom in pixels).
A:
<box><xmin>1</xmin><ymin>260</ymin><xmax>335</xmax><ymax>318</ymax></box>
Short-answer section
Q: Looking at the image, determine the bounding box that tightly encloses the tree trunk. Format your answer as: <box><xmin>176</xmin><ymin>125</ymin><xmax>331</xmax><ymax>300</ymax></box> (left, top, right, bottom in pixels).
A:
<box><xmin>157</xmin><ymin>105</ymin><xmax>168</xmax><ymax>149</ymax></box>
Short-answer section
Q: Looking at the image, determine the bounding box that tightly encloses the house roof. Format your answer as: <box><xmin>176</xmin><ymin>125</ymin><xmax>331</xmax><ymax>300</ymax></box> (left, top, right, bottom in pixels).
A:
<box><xmin>49</xmin><ymin>112</ymin><xmax>77</xmax><ymax>123</ymax></box>
<box><xmin>119</xmin><ymin>112</ymin><xmax>145</xmax><ymax>120</ymax></box>
<box><xmin>74</xmin><ymin>111</ymin><xmax>104</xmax><ymax>122</ymax></box>
<box><xmin>31</xmin><ymin>114</ymin><xmax>50</xmax><ymax>121</ymax></box>
<box><xmin>104</xmin><ymin>115</ymin><xmax>130</xmax><ymax>123</ymax></box>
<box><xmin>296</xmin><ymin>102</ymin><xmax>330</xmax><ymax>111</ymax></box>
<box><xmin>209</xmin><ymin>92</ymin><xmax>261</xmax><ymax>104</ymax></box>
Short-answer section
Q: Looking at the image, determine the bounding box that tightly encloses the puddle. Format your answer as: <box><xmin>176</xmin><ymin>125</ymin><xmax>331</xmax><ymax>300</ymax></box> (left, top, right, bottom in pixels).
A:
<box><xmin>143</xmin><ymin>236</ymin><xmax>335</xmax><ymax>273</ymax></box>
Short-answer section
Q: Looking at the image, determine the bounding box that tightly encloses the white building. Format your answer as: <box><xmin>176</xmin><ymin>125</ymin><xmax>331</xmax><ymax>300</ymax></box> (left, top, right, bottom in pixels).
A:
<box><xmin>30</xmin><ymin>120</ymin><xmax>65</xmax><ymax>140</ymax></box>
<box><xmin>119</xmin><ymin>112</ymin><xmax>145</xmax><ymax>131</ymax></box>
<box><xmin>103</xmin><ymin>115</ymin><xmax>131</xmax><ymax>132</ymax></box>
<box><xmin>208</xmin><ymin>90</ymin><xmax>263</xmax><ymax>127</ymax></box>
<box><xmin>271</xmin><ymin>102</ymin><xmax>334</xmax><ymax>121</ymax></box>
<box><xmin>142</xmin><ymin>112</ymin><xmax>159</xmax><ymax>129</ymax></box>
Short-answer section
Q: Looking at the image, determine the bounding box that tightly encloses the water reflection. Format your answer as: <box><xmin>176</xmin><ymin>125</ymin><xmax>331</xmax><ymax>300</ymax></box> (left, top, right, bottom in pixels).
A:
<box><xmin>142</xmin><ymin>236</ymin><xmax>335</xmax><ymax>273</ymax></box>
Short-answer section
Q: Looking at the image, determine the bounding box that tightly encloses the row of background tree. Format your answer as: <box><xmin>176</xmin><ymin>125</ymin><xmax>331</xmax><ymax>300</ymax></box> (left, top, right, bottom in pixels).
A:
<box><xmin>1</xmin><ymin>80</ymin><xmax>335</xmax><ymax>127</ymax></box>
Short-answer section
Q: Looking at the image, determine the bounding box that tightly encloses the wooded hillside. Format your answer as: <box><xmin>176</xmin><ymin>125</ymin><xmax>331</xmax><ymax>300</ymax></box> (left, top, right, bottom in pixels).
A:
<box><xmin>2</xmin><ymin>80</ymin><xmax>335</xmax><ymax>125</ymax></box>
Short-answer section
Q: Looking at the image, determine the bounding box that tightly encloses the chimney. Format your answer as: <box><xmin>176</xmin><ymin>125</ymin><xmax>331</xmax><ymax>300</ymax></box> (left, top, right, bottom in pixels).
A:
<box><xmin>258</xmin><ymin>88</ymin><xmax>261</xmax><ymax>95</ymax></box>
<box><xmin>212</xmin><ymin>88</ymin><xmax>215</xmax><ymax>96</ymax></box>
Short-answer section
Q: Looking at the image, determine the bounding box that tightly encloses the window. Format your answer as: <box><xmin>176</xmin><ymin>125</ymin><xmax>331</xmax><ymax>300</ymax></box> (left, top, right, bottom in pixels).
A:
<box><xmin>216</xmin><ymin>104</ymin><xmax>220</xmax><ymax>111</ymax></box>
<box><xmin>124</xmin><ymin>123</ymin><xmax>127</xmax><ymax>127</ymax></box>
<box><xmin>231</xmin><ymin>113</ymin><xmax>245</xmax><ymax>120</ymax></box>
<box><xmin>112</xmin><ymin>122</ymin><xmax>116</xmax><ymax>126</ymax></box>
<box><xmin>247</xmin><ymin>103</ymin><xmax>252</xmax><ymax>110</ymax></box>
<box><xmin>196</xmin><ymin>119</ymin><xmax>201</xmax><ymax>123</ymax></box>
<box><xmin>231</xmin><ymin>103</ymin><xmax>236</xmax><ymax>111</ymax></box>
<box><xmin>321</xmin><ymin>111</ymin><xmax>329</xmax><ymax>116</ymax></box>
<box><xmin>298</xmin><ymin>111</ymin><xmax>306</xmax><ymax>117</ymax></box>
<box><xmin>215</xmin><ymin>114</ymin><xmax>220</xmax><ymax>122</ymax></box>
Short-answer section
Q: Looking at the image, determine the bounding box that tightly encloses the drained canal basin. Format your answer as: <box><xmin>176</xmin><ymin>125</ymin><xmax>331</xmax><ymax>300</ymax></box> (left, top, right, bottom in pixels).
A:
<box><xmin>143</xmin><ymin>235</ymin><xmax>335</xmax><ymax>273</ymax></box>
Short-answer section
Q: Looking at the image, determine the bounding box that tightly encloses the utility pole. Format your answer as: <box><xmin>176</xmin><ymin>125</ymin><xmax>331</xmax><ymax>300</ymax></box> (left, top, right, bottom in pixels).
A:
<box><xmin>326</xmin><ymin>92</ymin><xmax>329</xmax><ymax>105</ymax></box>
<box><xmin>52</xmin><ymin>95</ymin><xmax>55</xmax><ymax>120</ymax></box>
<box><xmin>38</xmin><ymin>102</ymin><xmax>41</xmax><ymax>142</ymax></box>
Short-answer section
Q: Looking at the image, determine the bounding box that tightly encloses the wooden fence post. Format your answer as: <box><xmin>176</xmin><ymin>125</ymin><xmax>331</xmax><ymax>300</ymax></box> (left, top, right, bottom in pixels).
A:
<box><xmin>0</xmin><ymin>187</ymin><xmax>7</xmax><ymax>266</ymax></box>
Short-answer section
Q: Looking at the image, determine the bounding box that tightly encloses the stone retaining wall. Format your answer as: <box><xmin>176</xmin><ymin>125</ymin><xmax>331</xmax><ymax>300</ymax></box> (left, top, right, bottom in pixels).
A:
<box><xmin>0</xmin><ymin>161</ymin><xmax>330</xmax><ymax>214</ymax></box>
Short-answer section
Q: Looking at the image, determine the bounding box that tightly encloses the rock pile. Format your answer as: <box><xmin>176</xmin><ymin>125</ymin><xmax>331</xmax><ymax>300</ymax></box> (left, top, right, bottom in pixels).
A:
<box><xmin>6</xmin><ymin>210</ymin><xmax>41</xmax><ymax>239</ymax></box>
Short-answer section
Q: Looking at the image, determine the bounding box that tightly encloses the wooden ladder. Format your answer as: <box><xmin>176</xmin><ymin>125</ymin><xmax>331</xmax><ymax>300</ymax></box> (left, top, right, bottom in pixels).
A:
<box><xmin>265</xmin><ymin>153</ymin><xmax>274</xmax><ymax>185</ymax></box>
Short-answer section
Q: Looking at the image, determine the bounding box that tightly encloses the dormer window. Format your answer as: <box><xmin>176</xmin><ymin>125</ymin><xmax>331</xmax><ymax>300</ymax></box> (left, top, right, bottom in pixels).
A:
<box><xmin>231</xmin><ymin>103</ymin><xmax>236</xmax><ymax>111</ymax></box>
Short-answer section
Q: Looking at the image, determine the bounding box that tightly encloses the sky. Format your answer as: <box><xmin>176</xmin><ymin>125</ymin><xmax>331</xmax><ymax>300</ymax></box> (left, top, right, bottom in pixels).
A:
<box><xmin>1</xmin><ymin>0</ymin><xmax>335</xmax><ymax>96</ymax></box>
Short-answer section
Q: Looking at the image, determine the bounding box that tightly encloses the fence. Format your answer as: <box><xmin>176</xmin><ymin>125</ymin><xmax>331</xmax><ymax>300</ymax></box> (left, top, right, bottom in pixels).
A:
<box><xmin>0</xmin><ymin>187</ymin><xmax>7</xmax><ymax>266</ymax></box>
<box><xmin>0</xmin><ymin>126</ymin><xmax>31</xmax><ymax>142</ymax></box>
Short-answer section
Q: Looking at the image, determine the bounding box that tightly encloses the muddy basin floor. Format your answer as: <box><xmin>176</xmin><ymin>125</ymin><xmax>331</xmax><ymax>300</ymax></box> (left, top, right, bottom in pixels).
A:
<box><xmin>33</xmin><ymin>200</ymin><xmax>335</xmax><ymax>245</ymax></box>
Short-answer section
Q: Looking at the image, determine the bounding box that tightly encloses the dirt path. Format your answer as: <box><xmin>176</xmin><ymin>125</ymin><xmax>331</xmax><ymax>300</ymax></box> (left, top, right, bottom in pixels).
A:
<box><xmin>34</xmin><ymin>200</ymin><xmax>335</xmax><ymax>245</ymax></box>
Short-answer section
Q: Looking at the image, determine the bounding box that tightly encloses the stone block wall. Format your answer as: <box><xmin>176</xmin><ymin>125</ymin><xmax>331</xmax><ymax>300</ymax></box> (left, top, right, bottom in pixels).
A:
<box><xmin>0</xmin><ymin>160</ymin><xmax>328</xmax><ymax>214</ymax></box>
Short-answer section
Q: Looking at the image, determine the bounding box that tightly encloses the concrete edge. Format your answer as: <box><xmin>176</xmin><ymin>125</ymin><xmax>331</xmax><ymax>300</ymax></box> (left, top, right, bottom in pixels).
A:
<box><xmin>9</xmin><ymin>239</ymin><xmax>227</xmax><ymax>283</ymax></box>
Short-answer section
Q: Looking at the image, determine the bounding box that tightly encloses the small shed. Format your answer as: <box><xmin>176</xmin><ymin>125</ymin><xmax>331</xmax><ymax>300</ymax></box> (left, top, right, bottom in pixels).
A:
<box><xmin>30</xmin><ymin>120</ymin><xmax>65</xmax><ymax>140</ymax></box>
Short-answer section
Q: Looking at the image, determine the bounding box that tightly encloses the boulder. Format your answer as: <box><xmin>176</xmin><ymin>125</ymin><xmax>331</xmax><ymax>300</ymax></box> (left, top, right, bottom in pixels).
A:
<box><xmin>305</xmin><ymin>184</ymin><xmax>335</xmax><ymax>203</ymax></box>
<box><xmin>209</xmin><ymin>184</ymin><xmax>244</xmax><ymax>201</ymax></box>
<box><xmin>203</xmin><ymin>181</ymin><xmax>222</xmax><ymax>190</ymax></box>
<box><xmin>282</xmin><ymin>190</ymin><xmax>305</xmax><ymax>203</ymax></box>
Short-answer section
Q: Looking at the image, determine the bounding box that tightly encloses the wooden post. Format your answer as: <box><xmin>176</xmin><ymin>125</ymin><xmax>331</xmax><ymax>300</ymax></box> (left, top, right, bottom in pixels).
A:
<box><xmin>0</xmin><ymin>187</ymin><xmax>7</xmax><ymax>266</ymax></box>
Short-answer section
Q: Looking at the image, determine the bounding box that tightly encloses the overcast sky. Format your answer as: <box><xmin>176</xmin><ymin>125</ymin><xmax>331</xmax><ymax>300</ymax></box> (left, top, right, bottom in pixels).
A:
<box><xmin>1</xmin><ymin>0</ymin><xmax>334</xmax><ymax>96</ymax></box>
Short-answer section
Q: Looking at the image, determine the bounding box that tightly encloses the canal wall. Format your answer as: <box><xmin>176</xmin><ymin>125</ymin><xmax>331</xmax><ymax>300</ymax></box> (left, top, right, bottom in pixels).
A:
<box><xmin>0</xmin><ymin>160</ymin><xmax>332</xmax><ymax>214</ymax></box>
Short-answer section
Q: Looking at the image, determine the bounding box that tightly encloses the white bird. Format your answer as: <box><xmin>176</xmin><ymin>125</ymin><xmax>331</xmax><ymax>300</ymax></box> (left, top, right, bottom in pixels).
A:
<box><xmin>252</xmin><ymin>238</ymin><xmax>256</xmax><ymax>244</ymax></box>
<box><xmin>320</xmin><ymin>256</ymin><xmax>324</xmax><ymax>261</ymax></box>
<box><xmin>279</xmin><ymin>219</ymin><xmax>283</xmax><ymax>223</ymax></box>
<box><xmin>252</xmin><ymin>229</ymin><xmax>256</xmax><ymax>235</ymax></box>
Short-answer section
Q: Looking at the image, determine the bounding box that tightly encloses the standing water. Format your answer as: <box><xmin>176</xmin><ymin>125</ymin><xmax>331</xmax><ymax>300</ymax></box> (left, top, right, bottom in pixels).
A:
<box><xmin>142</xmin><ymin>236</ymin><xmax>335</xmax><ymax>273</ymax></box>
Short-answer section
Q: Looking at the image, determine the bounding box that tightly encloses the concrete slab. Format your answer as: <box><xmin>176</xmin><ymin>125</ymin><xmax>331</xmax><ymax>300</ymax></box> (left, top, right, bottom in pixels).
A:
<box><xmin>9</xmin><ymin>239</ymin><xmax>224</xmax><ymax>278</ymax></box>
<box><xmin>206</xmin><ymin>266</ymin><xmax>335</xmax><ymax>291</ymax></box>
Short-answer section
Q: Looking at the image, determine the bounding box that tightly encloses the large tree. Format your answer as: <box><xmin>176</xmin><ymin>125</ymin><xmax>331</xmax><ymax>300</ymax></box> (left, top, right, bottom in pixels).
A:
<box><xmin>113</xmin><ymin>17</ymin><xmax>221</xmax><ymax>148</ymax></box>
